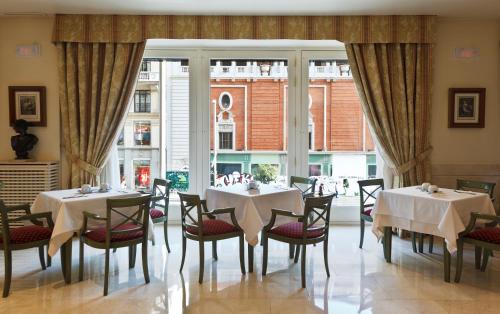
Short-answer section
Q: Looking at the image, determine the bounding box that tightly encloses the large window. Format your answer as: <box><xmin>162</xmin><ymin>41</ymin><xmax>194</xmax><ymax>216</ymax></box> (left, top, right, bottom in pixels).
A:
<box><xmin>134</xmin><ymin>121</ymin><xmax>151</xmax><ymax>146</ymax></box>
<box><xmin>140</xmin><ymin>60</ymin><xmax>151</xmax><ymax>72</ymax></box>
<box><xmin>134</xmin><ymin>160</ymin><xmax>151</xmax><ymax>190</ymax></box>
<box><xmin>134</xmin><ymin>90</ymin><xmax>151</xmax><ymax>112</ymax></box>
<box><xmin>218</xmin><ymin>132</ymin><xmax>233</xmax><ymax>150</ymax></box>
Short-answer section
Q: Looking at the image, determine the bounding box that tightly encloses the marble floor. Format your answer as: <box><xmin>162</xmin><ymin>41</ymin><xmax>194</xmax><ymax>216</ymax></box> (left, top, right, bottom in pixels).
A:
<box><xmin>0</xmin><ymin>225</ymin><xmax>499</xmax><ymax>314</ymax></box>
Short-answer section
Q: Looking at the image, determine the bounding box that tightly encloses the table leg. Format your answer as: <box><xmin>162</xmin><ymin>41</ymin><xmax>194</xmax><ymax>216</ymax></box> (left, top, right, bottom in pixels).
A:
<box><xmin>383</xmin><ymin>227</ymin><xmax>392</xmax><ymax>263</ymax></box>
<box><xmin>248</xmin><ymin>244</ymin><xmax>254</xmax><ymax>273</ymax></box>
<box><xmin>443</xmin><ymin>238</ymin><xmax>451</xmax><ymax>283</ymax></box>
<box><xmin>60</xmin><ymin>238</ymin><xmax>73</xmax><ymax>284</ymax></box>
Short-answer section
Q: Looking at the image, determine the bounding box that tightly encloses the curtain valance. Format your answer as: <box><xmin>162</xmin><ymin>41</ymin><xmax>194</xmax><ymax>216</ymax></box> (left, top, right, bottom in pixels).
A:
<box><xmin>53</xmin><ymin>14</ymin><xmax>435</xmax><ymax>44</ymax></box>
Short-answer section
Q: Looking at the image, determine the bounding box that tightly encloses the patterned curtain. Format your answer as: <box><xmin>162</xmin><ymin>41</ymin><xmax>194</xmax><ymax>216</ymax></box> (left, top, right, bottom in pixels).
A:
<box><xmin>57</xmin><ymin>42</ymin><xmax>145</xmax><ymax>187</ymax></box>
<box><xmin>346</xmin><ymin>43</ymin><xmax>432</xmax><ymax>187</ymax></box>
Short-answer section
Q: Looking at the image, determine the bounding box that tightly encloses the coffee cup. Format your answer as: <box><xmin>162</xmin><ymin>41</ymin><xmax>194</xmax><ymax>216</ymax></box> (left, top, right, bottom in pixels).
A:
<box><xmin>81</xmin><ymin>184</ymin><xmax>92</xmax><ymax>194</ymax></box>
<box><xmin>100</xmin><ymin>182</ymin><xmax>110</xmax><ymax>191</ymax></box>
<box><xmin>421</xmin><ymin>182</ymin><xmax>431</xmax><ymax>192</ymax></box>
<box><xmin>428</xmin><ymin>185</ymin><xmax>439</xmax><ymax>194</ymax></box>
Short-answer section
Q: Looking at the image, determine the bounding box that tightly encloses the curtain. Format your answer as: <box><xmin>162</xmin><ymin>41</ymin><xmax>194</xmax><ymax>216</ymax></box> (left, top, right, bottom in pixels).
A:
<box><xmin>346</xmin><ymin>43</ymin><xmax>432</xmax><ymax>187</ymax></box>
<box><xmin>58</xmin><ymin>42</ymin><xmax>145</xmax><ymax>187</ymax></box>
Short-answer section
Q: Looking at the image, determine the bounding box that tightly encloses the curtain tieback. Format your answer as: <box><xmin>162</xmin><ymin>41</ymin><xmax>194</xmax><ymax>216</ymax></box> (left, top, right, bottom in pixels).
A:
<box><xmin>62</xmin><ymin>147</ymin><xmax>103</xmax><ymax>176</ymax></box>
<box><xmin>392</xmin><ymin>147</ymin><xmax>433</xmax><ymax>176</ymax></box>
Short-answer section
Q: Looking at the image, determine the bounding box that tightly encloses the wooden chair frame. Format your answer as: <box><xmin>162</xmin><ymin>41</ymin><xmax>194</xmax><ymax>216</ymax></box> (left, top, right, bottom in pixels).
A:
<box><xmin>150</xmin><ymin>178</ymin><xmax>172</xmax><ymax>252</ymax></box>
<box><xmin>357</xmin><ymin>179</ymin><xmax>384</xmax><ymax>249</ymax></box>
<box><xmin>178</xmin><ymin>193</ymin><xmax>245</xmax><ymax>284</ymax></box>
<box><xmin>0</xmin><ymin>201</ymin><xmax>54</xmax><ymax>298</ymax></box>
<box><xmin>261</xmin><ymin>194</ymin><xmax>334</xmax><ymax>288</ymax></box>
<box><xmin>419</xmin><ymin>179</ymin><xmax>496</xmax><ymax>255</ymax></box>
<box><xmin>454</xmin><ymin>212</ymin><xmax>500</xmax><ymax>283</ymax></box>
<box><xmin>79</xmin><ymin>195</ymin><xmax>151</xmax><ymax>296</ymax></box>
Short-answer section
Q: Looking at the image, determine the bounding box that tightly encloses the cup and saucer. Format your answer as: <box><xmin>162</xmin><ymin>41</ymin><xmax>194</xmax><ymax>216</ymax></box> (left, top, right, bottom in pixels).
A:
<box><xmin>78</xmin><ymin>184</ymin><xmax>93</xmax><ymax>194</ymax></box>
<box><xmin>98</xmin><ymin>183</ymin><xmax>111</xmax><ymax>193</ymax></box>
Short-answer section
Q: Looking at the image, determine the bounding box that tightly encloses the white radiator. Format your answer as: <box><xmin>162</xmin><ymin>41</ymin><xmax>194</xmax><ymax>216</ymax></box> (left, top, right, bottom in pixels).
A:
<box><xmin>0</xmin><ymin>160</ymin><xmax>60</xmax><ymax>226</ymax></box>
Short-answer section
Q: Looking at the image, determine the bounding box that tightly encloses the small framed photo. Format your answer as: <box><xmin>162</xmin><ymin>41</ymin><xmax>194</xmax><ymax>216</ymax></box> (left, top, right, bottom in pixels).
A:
<box><xmin>448</xmin><ymin>88</ymin><xmax>485</xmax><ymax>128</ymax></box>
<box><xmin>9</xmin><ymin>86</ymin><xmax>46</xmax><ymax>127</ymax></box>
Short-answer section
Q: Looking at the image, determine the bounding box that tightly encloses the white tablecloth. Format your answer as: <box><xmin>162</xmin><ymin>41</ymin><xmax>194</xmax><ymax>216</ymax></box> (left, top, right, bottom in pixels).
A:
<box><xmin>31</xmin><ymin>188</ymin><xmax>153</xmax><ymax>256</ymax></box>
<box><xmin>372</xmin><ymin>186</ymin><xmax>496</xmax><ymax>253</ymax></box>
<box><xmin>206</xmin><ymin>184</ymin><xmax>304</xmax><ymax>246</ymax></box>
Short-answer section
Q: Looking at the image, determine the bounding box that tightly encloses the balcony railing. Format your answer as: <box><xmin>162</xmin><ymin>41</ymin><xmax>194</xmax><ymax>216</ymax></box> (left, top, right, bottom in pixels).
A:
<box><xmin>138</xmin><ymin>71</ymin><xmax>160</xmax><ymax>81</ymax></box>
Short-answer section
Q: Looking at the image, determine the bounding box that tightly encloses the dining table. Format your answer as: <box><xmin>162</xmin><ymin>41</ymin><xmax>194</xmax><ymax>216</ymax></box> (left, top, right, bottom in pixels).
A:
<box><xmin>206</xmin><ymin>183</ymin><xmax>304</xmax><ymax>272</ymax></box>
<box><xmin>31</xmin><ymin>187</ymin><xmax>152</xmax><ymax>283</ymax></box>
<box><xmin>372</xmin><ymin>186</ymin><xmax>496</xmax><ymax>282</ymax></box>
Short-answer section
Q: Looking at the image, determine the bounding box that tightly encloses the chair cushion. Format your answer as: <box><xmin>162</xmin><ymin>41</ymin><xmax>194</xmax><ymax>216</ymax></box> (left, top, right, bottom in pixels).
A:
<box><xmin>0</xmin><ymin>225</ymin><xmax>52</xmax><ymax>244</ymax></box>
<box><xmin>269</xmin><ymin>222</ymin><xmax>324</xmax><ymax>239</ymax></box>
<box><xmin>362</xmin><ymin>208</ymin><xmax>373</xmax><ymax>216</ymax></box>
<box><xmin>186</xmin><ymin>220</ymin><xmax>238</xmax><ymax>236</ymax></box>
<box><xmin>84</xmin><ymin>224</ymin><xmax>144</xmax><ymax>243</ymax></box>
<box><xmin>150</xmin><ymin>208</ymin><xmax>165</xmax><ymax>219</ymax></box>
<box><xmin>465</xmin><ymin>228</ymin><xmax>500</xmax><ymax>244</ymax></box>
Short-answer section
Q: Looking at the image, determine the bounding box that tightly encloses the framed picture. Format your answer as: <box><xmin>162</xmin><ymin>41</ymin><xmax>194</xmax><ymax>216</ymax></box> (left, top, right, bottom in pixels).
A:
<box><xmin>448</xmin><ymin>88</ymin><xmax>485</xmax><ymax>128</ymax></box>
<box><xmin>8</xmin><ymin>86</ymin><xmax>46</xmax><ymax>127</ymax></box>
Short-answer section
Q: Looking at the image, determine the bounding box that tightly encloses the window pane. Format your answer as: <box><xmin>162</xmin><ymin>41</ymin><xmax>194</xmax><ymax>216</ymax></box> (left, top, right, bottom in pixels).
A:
<box><xmin>134</xmin><ymin>160</ymin><xmax>151</xmax><ymax>190</ymax></box>
<box><xmin>307</xmin><ymin>59</ymin><xmax>377</xmax><ymax>205</ymax></box>
<box><xmin>210</xmin><ymin>59</ymin><xmax>288</xmax><ymax>187</ymax></box>
<box><xmin>134</xmin><ymin>121</ymin><xmax>151</xmax><ymax>146</ymax></box>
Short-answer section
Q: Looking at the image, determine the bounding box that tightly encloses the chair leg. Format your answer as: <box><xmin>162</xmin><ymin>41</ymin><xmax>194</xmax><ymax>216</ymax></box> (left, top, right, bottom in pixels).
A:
<box><xmin>129</xmin><ymin>245</ymin><xmax>137</xmax><ymax>268</ymax></box>
<box><xmin>480</xmin><ymin>248</ymin><xmax>491</xmax><ymax>272</ymax></box>
<box><xmin>47</xmin><ymin>247</ymin><xmax>51</xmax><ymax>267</ymax></box>
<box><xmin>323</xmin><ymin>239</ymin><xmax>330</xmax><ymax>277</ymax></box>
<box><xmin>262</xmin><ymin>236</ymin><xmax>268</xmax><ymax>276</ymax></box>
<box><xmin>198</xmin><ymin>242</ymin><xmax>205</xmax><ymax>284</ymax></box>
<box><xmin>38</xmin><ymin>246</ymin><xmax>46</xmax><ymax>270</ymax></box>
<box><xmin>103</xmin><ymin>248</ymin><xmax>110</xmax><ymax>296</ymax></box>
<box><xmin>142</xmin><ymin>242</ymin><xmax>150</xmax><ymax>284</ymax></box>
<box><xmin>359</xmin><ymin>219</ymin><xmax>365</xmax><ymax>249</ymax></box>
<box><xmin>455</xmin><ymin>239</ymin><xmax>464</xmax><ymax>283</ymax></box>
<box><xmin>428</xmin><ymin>235</ymin><xmax>434</xmax><ymax>254</ymax></box>
<box><xmin>474</xmin><ymin>246</ymin><xmax>482</xmax><ymax>269</ymax></box>
<box><xmin>289</xmin><ymin>244</ymin><xmax>295</xmax><ymax>259</ymax></box>
<box><xmin>418</xmin><ymin>233</ymin><xmax>424</xmax><ymax>253</ymax></box>
<box><xmin>301</xmin><ymin>244</ymin><xmax>307</xmax><ymax>288</ymax></box>
<box><xmin>411</xmin><ymin>232</ymin><xmax>417</xmax><ymax>253</ymax></box>
<box><xmin>239</xmin><ymin>235</ymin><xmax>246</xmax><ymax>275</ymax></box>
<box><xmin>212</xmin><ymin>241</ymin><xmax>218</xmax><ymax>260</ymax></box>
<box><xmin>3</xmin><ymin>250</ymin><xmax>12</xmax><ymax>298</ymax></box>
<box><xmin>79</xmin><ymin>239</ymin><xmax>84</xmax><ymax>281</ymax></box>
<box><xmin>294</xmin><ymin>244</ymin><xmax>300</xmax><ymax>264</ymax></box>
<box><xmin>180</xmin><ymin>235</ymin><xmax>187</xmax><ymax>272</ymax></box>
<box><xmin>164</xmin><ymin>221</ymin><xmax>171</xmax><ymax>253</ymax></box>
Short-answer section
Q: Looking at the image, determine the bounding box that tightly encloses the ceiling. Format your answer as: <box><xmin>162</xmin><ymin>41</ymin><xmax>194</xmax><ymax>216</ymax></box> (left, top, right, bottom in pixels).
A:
<box><xmin>1</xmin><ymin>0</ymin><xmax>500</xmax><ymax>18</ymax></box>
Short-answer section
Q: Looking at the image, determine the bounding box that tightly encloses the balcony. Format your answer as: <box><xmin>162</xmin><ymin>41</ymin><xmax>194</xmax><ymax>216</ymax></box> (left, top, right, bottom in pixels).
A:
<box><xmin>138</xmin><ymin>71</ymin><xmax>160</xmax><ymax>82</ymax></box>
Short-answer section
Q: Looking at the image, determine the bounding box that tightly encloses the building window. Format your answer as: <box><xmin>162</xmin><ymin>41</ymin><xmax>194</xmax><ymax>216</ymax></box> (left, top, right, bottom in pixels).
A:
<box><xmin>216</xmin><ymin>163</ymin><xmax>242</xmax><ymax>176</ymax></box>
<box><xmin>219</xmin><ymin>92</ymin><xmax>233</xmax><ymax>111</ymax></box>
<box><xmin>219</xmin><ymin>132</ymin><xmax>233</xmax><ymax>150</ymax></box>
<box><xmin>133</xmin><ymin>160</ymin><xmax>151</xmax><ymax>190</ymax></box>
<box><xmin>140</xmin><ymin>60</ymin><xmax>151</xmax><ymax>72</ymax></box>
<box><xmin>134</xmin><ymin>121</ymin><xmax>151</xmax><ymax>146</ymax></box>
<box><xmin>134</xmin><ymin>90</ymin><xmax>151</xmax><ymax>112</ymax></box>
<box><xmin>117</xmin><ymin>130</ymin><xmax>124</xmax><ymax>145</ymax></box>
<box><xmin>309</xmin><ymin>164</ymin><xmax>322</xmax><ymax>176</ymax></box>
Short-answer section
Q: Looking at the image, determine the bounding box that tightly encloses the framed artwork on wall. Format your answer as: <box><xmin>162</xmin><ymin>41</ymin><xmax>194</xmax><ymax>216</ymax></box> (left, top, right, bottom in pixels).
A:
<box><xmin>448</xmin><ymin>88</ymin><xmax>485</xmax><ymax>128</ymax></box>
<box><xmin>8</xmin><ymin>86</ymin><xmax>47</xmax><ymax>127</ymax></box>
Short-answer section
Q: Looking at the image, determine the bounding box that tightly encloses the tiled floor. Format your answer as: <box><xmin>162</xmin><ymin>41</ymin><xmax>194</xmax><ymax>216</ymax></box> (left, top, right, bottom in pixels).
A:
<box><xmin>0</xmin><ymin>225</ymin><xmax>499</xmax><ymax>313</ymax></box>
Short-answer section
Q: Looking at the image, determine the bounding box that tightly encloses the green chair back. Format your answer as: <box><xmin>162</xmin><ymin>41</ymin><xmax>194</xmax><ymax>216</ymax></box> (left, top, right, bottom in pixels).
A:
<box><xmin>105</xmin><ymin>196</ymin><xmax>151</xmax><ymax>243</ymax></box>
<box><xmin>357</xmin><ymin>178</ymin><xmax>384</xmax><ymax>214</ymax></box>
<box><xmin>151</xmin><ymin>178</ymin><xmax>171</xmax><ymax>211</ymax></box>
<box><xmin>456</xmin><ymin>179</ymin><xmax>496</xmax><ymax>199</ymax></box>
<box><xmin>178</xmin><ymin>193</ymin><xmax>203</xmax><ymax>233</ymax></box>
<box><xmin>290</xmin><ymin>176</ymin><xmax>318</xmax><ymax>197</ymax></box>
<box><xmin>302</xmin><ymin>194</ymin><xmax>335</xmax><ymax>234</ymax></box>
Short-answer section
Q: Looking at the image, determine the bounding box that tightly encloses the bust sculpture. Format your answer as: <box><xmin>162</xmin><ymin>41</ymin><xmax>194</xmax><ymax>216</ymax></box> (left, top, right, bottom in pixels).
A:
<box><xmin>11</xmin><ymin>119</ymin><xmax>38</xmax><ymax>160</ymax></box>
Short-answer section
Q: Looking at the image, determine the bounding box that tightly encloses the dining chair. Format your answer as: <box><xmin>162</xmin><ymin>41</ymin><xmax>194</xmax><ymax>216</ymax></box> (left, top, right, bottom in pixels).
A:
<box><xmin>357</xmin><ymin>179</ymin><xmax>384</xmax><ymax>249</ymax></box>
<box><xmin>261</xmin><ymin>194</ymin><xmax>334</xmax><ymax>288</ymax></box>
<box><xmin>454</xmin><ymin>212</ymin><xmax>500</xmax><ymax>282</ymax></box>
<box><xmin>288</xmin><ymin>176</ymin><xmax>318</xmax><ymax>259</ymax></box>
<box><xmin>78</xmin><ymin>195</ymin><xmax>151</xmax><ymax>296</ymax></box>
<box><xmin>178</xmin><ymin>193</ymin><xmax>245</xmax><ymax>284</ymax></box>
<box><xmin>149</xmin><ymin>178</ymin><xmax>172</xmax><ymax>253</ymax></box>
<box><xmin>0</xmin><ymin>200</ymin><xmax>54</xmax><ymax>298</ymax></box>
<box><xmin>419</xmin><ymin>179</ymin><xmax>496</xmax><ymax>254</ymax></box>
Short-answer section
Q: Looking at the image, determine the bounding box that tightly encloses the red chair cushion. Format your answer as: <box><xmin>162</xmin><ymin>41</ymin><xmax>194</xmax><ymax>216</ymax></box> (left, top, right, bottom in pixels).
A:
<box><xmin>150</xmin><ymin>209</ymin><xmax>165</xmax><ymax>219</ymax></box>
<box><xmin>84</xmin><ymin>224</ymin><xmax>144</xmax><ymax>243</ymax></box>
<box><xmin>0</xmin><ymin>225</ymin><xmax>52</xmax><ymax>244</ymax></box>
<box><xmin>186</xmin><ymin>220</ymin><xmax>238</xmax><ymax>236</ymax></box>
<box><xmin>466</xmin><ymin>228</ymin><xmax>500</xmax><ymax>244</ymax></box>
<box><xmin>269</xmin><ymin>222</ymin><xmax>324</xmax><ymax>239</ymax></box>
<box><xmin>362</xmin><ymin>208</ymin><xmax>373</xmax><ymax>216</ymax></box>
